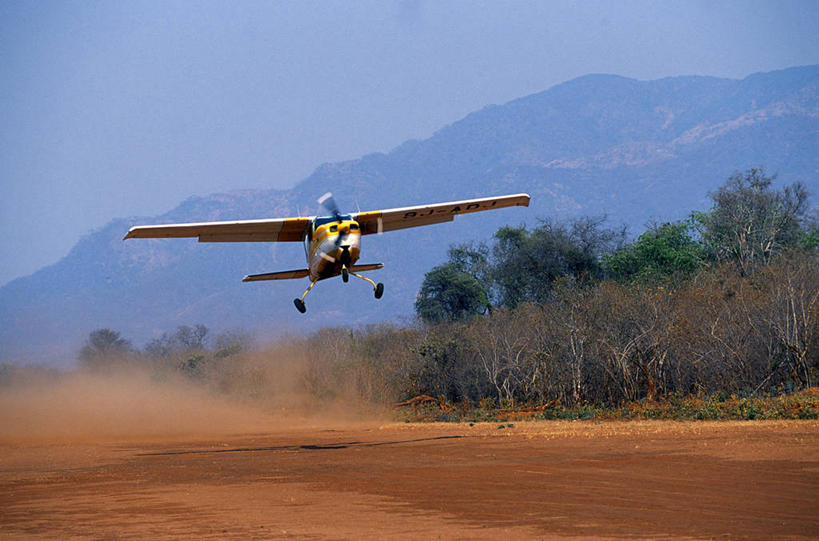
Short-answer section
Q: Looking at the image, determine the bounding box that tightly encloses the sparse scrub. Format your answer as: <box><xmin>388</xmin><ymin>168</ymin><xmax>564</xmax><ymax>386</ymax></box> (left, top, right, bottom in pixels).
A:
<box><xmin>64</xmin><ymin>252</ymin><xmax>817</xmax><ymax>422</ymax></box>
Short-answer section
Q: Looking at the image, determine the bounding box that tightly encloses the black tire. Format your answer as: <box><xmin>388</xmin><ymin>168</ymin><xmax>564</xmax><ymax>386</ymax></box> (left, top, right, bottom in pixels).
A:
<box><xmin>342</xmin><ymin>268</ymin><xmax>349</xmax><ymax>282</ymax></box>
<box><xmin>293</xmin><ymin>298</ymin><xmax>307</xmax><ymax>313</ymax></box>
<box><xmin>374</xmin><ymin>283</ymin><xmax>384</xmax><ymax>299</ymax></box>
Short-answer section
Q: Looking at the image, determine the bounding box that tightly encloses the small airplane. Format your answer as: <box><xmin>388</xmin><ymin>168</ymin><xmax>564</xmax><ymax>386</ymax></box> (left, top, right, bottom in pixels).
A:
<box><xmin>124</xmin><ymin>193</ymin><xmax>530</xmax><ymax>313</ymax></box>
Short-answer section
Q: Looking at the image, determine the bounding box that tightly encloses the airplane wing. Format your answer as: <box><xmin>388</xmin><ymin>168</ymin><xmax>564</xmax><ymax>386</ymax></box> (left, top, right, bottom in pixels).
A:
<box><xmin>123</xmin><ymin>217</ymin><xmax>312</xmax><ymax>242</ymax></box>
<box><xmin>353</xmin><ymin>193</ymin><xmax>530</xmax><ymax>235</ymax></box>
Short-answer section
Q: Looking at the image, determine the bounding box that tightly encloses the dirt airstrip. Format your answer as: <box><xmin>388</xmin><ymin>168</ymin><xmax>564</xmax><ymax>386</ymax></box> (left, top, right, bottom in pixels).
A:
<box><xmin>1</xmin><ymin>419</ymin><xmax>818</xmax><ymax>540</ymax></box>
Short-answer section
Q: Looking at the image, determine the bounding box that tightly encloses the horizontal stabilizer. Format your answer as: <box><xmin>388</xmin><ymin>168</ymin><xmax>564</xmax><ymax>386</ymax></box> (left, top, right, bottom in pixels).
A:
<box><xmin>242</xmin><ymin>263</ymin><xmax>383</xmax><ymax>282</ymax></box>
<box><xmin>242</xmin><ymin>268</ymin><xmax>310</xmax><ymax>282</ymax></box>
<box><xmin>350</xmin><ymin>263</ymin><xmax>384</xmax><ymax>273</ymax></box>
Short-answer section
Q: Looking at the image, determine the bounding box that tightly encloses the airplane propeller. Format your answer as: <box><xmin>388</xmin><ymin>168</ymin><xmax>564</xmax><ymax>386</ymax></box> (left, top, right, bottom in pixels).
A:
<box><xmin>318</xmin><ymin>192</ymin><xmax>342</xmax><ymax>223</ymax></box>
<box><xmin>318</xmin><ymin>192</ymin><xmax>352</xmax><ymax>264</ymax></box>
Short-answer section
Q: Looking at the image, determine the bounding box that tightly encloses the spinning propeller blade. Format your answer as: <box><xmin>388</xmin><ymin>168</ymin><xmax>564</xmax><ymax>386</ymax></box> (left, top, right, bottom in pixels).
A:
<box><xmin>318</xmin><ymin>192</ymin><xmax>347</xmax><ymax>247</ymax></box>
<box><xmin>318</xmin><ymin>192</ymin><xmax>342</xmax><ymax>222</ymax></box>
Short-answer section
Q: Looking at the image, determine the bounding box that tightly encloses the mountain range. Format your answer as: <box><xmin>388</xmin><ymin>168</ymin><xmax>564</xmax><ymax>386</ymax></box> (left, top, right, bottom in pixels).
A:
<box><xmin>3</xmin><ymin>65</ymin><xmax>818</xmax><ymax>365</ymax></box>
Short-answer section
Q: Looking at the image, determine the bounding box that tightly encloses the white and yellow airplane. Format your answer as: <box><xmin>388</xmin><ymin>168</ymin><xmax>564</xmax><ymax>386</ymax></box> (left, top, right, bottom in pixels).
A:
<box><xmin>124</xmin><ymin>193</ymin><xmax>530</xmax><ymax>313</ymax></box>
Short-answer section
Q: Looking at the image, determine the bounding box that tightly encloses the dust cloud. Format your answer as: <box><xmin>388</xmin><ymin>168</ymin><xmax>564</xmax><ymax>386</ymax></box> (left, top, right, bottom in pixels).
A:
<box><xmin>0</xmin><ymin>358</ymin><xmax>385</xmax><ymax>445</ymax></box>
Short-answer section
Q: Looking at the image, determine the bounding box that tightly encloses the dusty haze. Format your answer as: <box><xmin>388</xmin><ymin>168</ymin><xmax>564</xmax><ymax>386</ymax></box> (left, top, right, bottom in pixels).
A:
<box><xmin>0</xmin><ymin>358</ymin><xmax>385</xmax><ymax>445</ymax></box>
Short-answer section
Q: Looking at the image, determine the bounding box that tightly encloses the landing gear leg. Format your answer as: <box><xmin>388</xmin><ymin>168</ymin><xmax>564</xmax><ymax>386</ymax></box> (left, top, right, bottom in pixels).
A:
<box><xmin>294</xmin><ymin>279</ymin><xmax>317</xmax><ymax>313</ymax></box>
<box><xmin>350</xmin><ymin>271</ymin><xmax>384</xmax><ymax>299</ymax></box>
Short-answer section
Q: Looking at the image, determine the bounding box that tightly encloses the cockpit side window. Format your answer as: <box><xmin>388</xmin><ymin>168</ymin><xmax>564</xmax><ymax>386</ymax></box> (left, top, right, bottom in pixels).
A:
<box><xmin>350</xmin><ymin>223</ymin><xmax>359</xmax><ymax>230</ymax></box>
<box><xmin>329</xmin><ymin>225</ymin><xmax>338</xmax><ymax>232</ymax></box>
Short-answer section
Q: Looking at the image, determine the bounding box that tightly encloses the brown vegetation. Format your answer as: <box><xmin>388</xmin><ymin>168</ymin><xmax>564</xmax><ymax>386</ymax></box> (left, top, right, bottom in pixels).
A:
<box><xmin>7</xmin><ymin>253</ymin><xmax>811</xmax><ymax>423</ymax></box>
<box><xmin>302</xmin><ymin>254</ymin><xmax>818</xmax><ymax>414</ymax></box>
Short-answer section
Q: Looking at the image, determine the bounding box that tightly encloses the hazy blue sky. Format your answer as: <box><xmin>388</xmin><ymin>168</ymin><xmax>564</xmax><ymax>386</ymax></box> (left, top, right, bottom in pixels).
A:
<box><xmin>2</xmin><ymin>0</ymin><xmax>818</xmax><ymax>286</ymax></box>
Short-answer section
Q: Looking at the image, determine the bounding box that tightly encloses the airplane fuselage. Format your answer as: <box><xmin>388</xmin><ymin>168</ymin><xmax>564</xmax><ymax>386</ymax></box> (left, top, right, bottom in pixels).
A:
<box><xmin>306</xmin><ymin>216</ymin><xmax>362</xmax><ymax>282</ymax></box>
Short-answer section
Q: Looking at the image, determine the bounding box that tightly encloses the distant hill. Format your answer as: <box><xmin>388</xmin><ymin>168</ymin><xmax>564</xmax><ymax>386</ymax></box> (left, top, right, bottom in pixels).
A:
<box><xmin>3</xmin><ymin>66</ymin><xmax>818</xmax><ymax>364</ymax></box>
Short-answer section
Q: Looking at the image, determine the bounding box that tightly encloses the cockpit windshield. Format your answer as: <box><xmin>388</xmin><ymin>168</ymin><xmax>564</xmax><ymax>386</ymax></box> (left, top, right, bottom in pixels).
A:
<box><xmin>314</xmin><ymin>214</ymin><xmax>353</xmax><ymax>228</ymax></box>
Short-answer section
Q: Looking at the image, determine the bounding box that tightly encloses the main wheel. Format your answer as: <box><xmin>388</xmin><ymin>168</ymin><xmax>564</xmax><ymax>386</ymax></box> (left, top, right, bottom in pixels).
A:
<box><xmin>342</xmin><ymin>268</ymin><xmax>349</xmax><ymax>282</ymax></box>
<box><xmin>293</xmin><ymin>298</ymin><xmax>306</xmax><ymax>313</ymax></box>
<box><xmin>374</xmin><ymin>283</ymin><xmax>384</xmax><ymax>299</ymax></box>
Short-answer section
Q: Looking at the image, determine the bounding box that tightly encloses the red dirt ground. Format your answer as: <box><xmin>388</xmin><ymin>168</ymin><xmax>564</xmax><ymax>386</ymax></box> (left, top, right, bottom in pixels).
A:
<box><xmin>1</xmin><ymin>420</ymin><xmax>818</xmax><ymax>540</ymax></box>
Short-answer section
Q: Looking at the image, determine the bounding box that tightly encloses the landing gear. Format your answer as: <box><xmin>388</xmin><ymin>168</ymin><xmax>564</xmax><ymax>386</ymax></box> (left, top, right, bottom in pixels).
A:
<box><xmin>350</xmin><ymin>270</ymin><xmax>384</xmax><ymax>300</ymax></box>
<box><xmin>293</xmin><ymin>298</ymin><xmax>306</xmax><ymax>313</ymax></box>
<box><xmin>294</xmin><ymin>279</ymin><xmax>317</xmax><ymax>314</ymax></box>
<box><xmin>294</xmin><ymin>272</ymin><xmax>383</xmax><ymax>313</ymax></box>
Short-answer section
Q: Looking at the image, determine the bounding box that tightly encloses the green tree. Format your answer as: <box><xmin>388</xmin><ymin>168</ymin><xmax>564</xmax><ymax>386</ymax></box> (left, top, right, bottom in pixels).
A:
<box><xmin>491</xmin><ymin>217</ymin><xmax>624</xmax><ymax>308</ymax></box>
<box><xmin>603</xmin><ymin>221</ymin><xmax>706</xmax><ymax>283</ymax></box>
<box><xmin>695</xmin><ymin>167</ymin><xmax>811</xmax><ymax>275</ymax></box>
<box><xmin>798</xmin><ymin>219</ymin><xmax>819</xmax><ymax>252</ymax></box>
<box><xmin>447</xmin><ymin>242</ymin><xmax>492</xmax><ymax>279</ymax></box>
<box><xmin>415</xmin><ymin>264</ymin><xmax>490</xmax><ymax>324</ymax></box>
<box><xmin>415</xmin><ymin>244</ymin><xmax>490</xmax><ymax>324</ymax></box>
